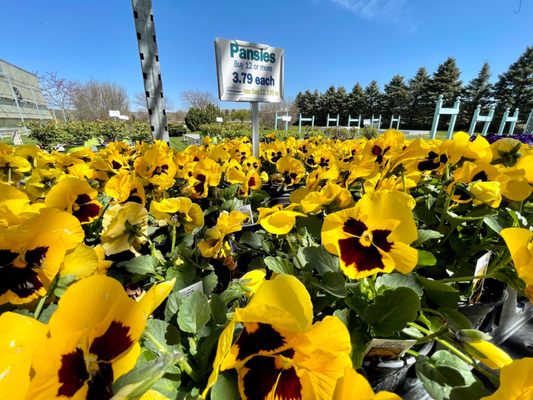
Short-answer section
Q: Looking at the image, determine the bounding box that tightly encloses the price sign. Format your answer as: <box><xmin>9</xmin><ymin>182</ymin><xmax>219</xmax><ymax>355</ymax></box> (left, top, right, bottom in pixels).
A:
<box><xmin>214</xmin><ymin>38</ymin><xmax>284</xmax><ymax>103</ymax></box>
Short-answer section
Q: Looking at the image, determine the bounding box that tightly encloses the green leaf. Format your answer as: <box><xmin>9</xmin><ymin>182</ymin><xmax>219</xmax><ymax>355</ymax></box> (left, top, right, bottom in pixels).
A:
<box><xmin>143</xmin><ymin>319</ymin><xmax>181</xmax><ymax>355</ymax></box>
<box><xmin>311</xmin><ymin>272</ymin><xmax>347</xmax><ymax>298</ymax></box>
<box><xmin>37</xmin><ymin>303</ymin><xmax>57</xmax><ymax>323</ymax></box>
<box><xmin>376</xmin><ymin>273</ymin><xmax>423</xmax><ymax>296</ymax></box>
<box><xmin>439</xmin><ymin>308</ymin><xmax>473</xmax><ymax>330</ymax></box>
<box><xmin>364</xmin><ymin>287</ymin><xmax>421</xmax><ymax>336</ymax></box>
<box><xmin>297</xmin><ymin>215</ymin><xmax>323</xmax><ymax>242</ymax></box>
<box><xmin>416</xmin><ymin>229</ymin><xmax>445</xmax><ymax>244</ymax></box>
<box><xmin>177</xmin><ymin>291</ymin><xmax>211</xmax><ymax>334</ymax></box>
<box><xmin>164</xmin><ymin>291</ymin><xmax>181</xmax><ymax>321</ymax></box>
<box><xmin>416</xmin><ymin>350</ymin><xmax>488</xmax><ymax>400</ymax></box>
<box><xmin>301</xmin><ymin>246</ymin><xmax>339</xmax><ymax>275</ymax></box>
<box><xmin>483</xmin><ymin>215</ymin><xmax>503</xmax><ymax>233</ymax></box>
<box><xmin>118</xmin><ymin>255</ymin><xmax>157</xmax><ymax>275</ymax></box>
<box><xmin>264</xmin><ymin>256</ymin><xmax>295</xmax><ymax>274</ymax></box>
<box><xmin>418</xmin><ymin>277</ymin><xmax>460</xmax><ymax>308</ymax></box>
<box><xmin>238</xmin><ymin>231</ymin><xmax>263</xmax><ymax>249</ymax></box>
<box><xmin>211</xmin><ymin>372</ymin><xmax>240</xmax><ymax>400</ymax></box>
<box><xmin>345</xmin><ymin>294</ymin><xmax>369</xmax><ymax>316</ymax></box>
<box><xmin>418</xmin><ymin>250</ymin><xmax>437</xmax><ymax>266</ymax></box>
<box><xmin>210</xmin><ymin>293</ymin><xmax>228</xmax><ymax>325</ymax></box>
<box><xmin>202</xmin><ymin>273</ymin><xmax>218</xmax><ymax>296</ymax></box>
<box><xmin>112</xmin><ymin>353</ymin><xmax>181</xmax><ymax>400</ymax></box>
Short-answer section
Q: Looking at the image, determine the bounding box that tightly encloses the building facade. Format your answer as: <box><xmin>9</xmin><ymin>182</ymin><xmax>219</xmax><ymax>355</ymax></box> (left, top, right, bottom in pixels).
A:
<box><xmin>0</xmin><ymin>59</ymin><xmax>52</xmax><ymax>129</ymax></box>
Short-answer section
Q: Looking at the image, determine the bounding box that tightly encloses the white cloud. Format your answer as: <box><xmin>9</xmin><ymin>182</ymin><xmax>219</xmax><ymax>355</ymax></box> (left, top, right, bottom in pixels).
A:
<box><xmin>327</xmin><ymin>0</ymin><xmax>417</xmax><ymax>31</ymax></box>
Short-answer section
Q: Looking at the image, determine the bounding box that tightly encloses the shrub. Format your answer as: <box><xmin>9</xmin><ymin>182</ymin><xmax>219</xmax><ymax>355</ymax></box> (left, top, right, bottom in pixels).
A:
<box><xmin>168</xmin><ymin>122</ymin><xmax>188</xmax><ymax>137</ymax></box>
<box><xmin>25</xmin><ymin>120</ymin><xmax>152</xmax><ymax>150</ymax></box>
<box><xmin>361</xmin><ymin>125</ymin><xmax>379</xmax><ymax>139</ymax></box>
<box><xmin>184</xmin><ymin>104</ymin><xmax>221</xmax><ymax>132</ymax></box>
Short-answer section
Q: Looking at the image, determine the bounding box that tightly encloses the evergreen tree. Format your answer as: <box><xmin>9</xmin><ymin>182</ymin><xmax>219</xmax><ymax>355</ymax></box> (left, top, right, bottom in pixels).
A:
<box><xmin>318</xmin><ymin>86</ymin><xmax>338</xmax><ymax>125</ymax></box>
<box><xmin>334</xmin><ymin>86</ymin><xmax>349</xmax><ymax>121</ymax></box>
<box><xmin>493</xmin><ymin>46</ymin><xmax>533</xmax><ymax>123</ymax></box>
<box><xmin>460</xmin><ymin>63</ymin><xmax>493</xmax><ymax>128</ymax></box>
<box><xmin>348</xmin><ymin>83</ymin><xmax>365</xmax><ymax>117</ymax></box>
<box><xmin>364</xmin><ymin>80</ymin><xmax>383</xmax><ymax>117</ymax></box>
<box><xmin>383</xmin><ymin>75</ymin><xmax>409</xmax><ymax>124</ymax></box>
<box><xmin>407</xmin><ymin>67</ymin><xmax>432</xmax><ymax>128</ymax></box>
<box><xmin>428</xmin><ymin>57</ymin><xmax>463</xmax><ymax>104</ymax></box>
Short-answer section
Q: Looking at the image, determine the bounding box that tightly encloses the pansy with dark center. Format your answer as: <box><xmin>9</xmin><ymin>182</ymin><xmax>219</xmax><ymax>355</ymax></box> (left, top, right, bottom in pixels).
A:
<box><xmin>0</xmin><ymin>208</ymin><xmax>84</xmax><ymax>305</ymax></box>
<box><xmin>26</xmin><ymin>275</ymin><xmax>174</xmax><ymax>399</ymax></box>
<box><xmin>204</xmin><ymin>275</ymin><xmax>352</xmax><ymax>400</ymax></box>
<box><xmin>72</xmin><ymin>193</ymin><xmax>101</xmax><ymax>223</ymax></box>
<box><xmin>322</xmin><ymin>190</ymin><xmax>419</xmax><ymax>279</ymax></box>
<box><xmin>55</xmin><ymin>321</ymin><xmax>133</xmax><ymax>400</ymax></box>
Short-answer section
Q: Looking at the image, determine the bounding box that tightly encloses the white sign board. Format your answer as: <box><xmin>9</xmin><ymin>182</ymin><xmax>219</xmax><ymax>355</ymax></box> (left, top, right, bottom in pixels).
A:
<box><xmin>118</xmin><ymin>115</ymin><xmax>130</xmax><ymax>121</ymax></box>
<box><xmin>109</xmin><ymin>110</ymin><xmax>121</xmax><ymax>118</ymax></box>
<box><xmin>216</xmin><ymin>117</ymin><xmax>224</xmax><ymax>123</ymax></box>
<box><xmin>281</xmin><ymin>115</ymin><xmax>292</xmax><ymax>122</ymax></box>
<box><xmin>214</xmin><ymin>38</ymin><xmax>284</xmax><ymax>103</ymax></box>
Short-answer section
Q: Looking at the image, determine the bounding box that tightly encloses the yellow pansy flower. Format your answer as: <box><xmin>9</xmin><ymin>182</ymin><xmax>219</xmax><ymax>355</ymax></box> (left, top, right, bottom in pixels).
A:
<box><xmin>45</xmin><ymin>176</ymin><xmax>102</xmax><ymax>224</ymax></box>
<box><xmin>481</xmin><ymin>358</ymin><xmax>533</xmax><ymax>400</ymax></box>
<box><xmin>0</xmin><ymin>208</ymin><xmax>84</xmax><ymax>305</ymax></box>
<box><xmin>322</xmin><ymin>190</ymin><xmax>418</xmax><ymax>279</ymax></box>
<box><xmin>150</xmin><ymin>197</ymin><xmax>204</xmax><ymax>233</ymax></box>
<box><xmin>101</xmin><ymin>202</ymin><xmax>148</xmax><ymax>256</ymax></box>
<box><xmin>257</xmin><ymin>204</ymin><xmax>306</xmax><ymax>235</ymax></box>
<box><xmin>204</xmin><ymin>274</ymin><xmax>351</xmax><ymax>400</ymax></box>
<box><xmin>26</xmin><ymin>275</ymin><xmax>174</xmax><ymax>400</ymax></box>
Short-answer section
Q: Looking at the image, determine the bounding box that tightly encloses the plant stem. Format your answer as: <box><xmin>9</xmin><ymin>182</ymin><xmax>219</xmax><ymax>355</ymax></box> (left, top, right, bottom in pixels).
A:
<box><xmin>144</xmin><ymin>330</ymin><xmax>200</xmax><ymax>382</ymax></box>
<box><xmin>34</xmin><ymin>293</ymin><xmax>49</xmax><ymax>320</ymax></box>
<box><xmin>438</xmin><ymin>274</ymin><xmax>494</xmax><ymax>283</ymax></box>
<box><xmin>171</xmin><ymin>224</ymin><xmax>177</xmax><ymax>253</ymax></box>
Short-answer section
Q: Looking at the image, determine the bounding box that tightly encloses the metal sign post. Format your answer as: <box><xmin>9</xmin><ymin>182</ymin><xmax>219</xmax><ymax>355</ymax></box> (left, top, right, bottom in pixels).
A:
<box><xmin>251</xmin><ymin>102</ymin><xmax>260</xmax><ymax>157</ymax></box>
<box><xmin>132</xmin><ymin>0</ymin><xmax>168</xmax><ymax>142</ymax></box>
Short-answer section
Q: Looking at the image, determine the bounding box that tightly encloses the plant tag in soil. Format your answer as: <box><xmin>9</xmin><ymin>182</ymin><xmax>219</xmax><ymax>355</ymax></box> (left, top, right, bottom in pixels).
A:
<box><xmin>363</xmin><ymin>338</ymin><xmax>417</xmax><ymax>360</ymax></box>
<box><xmin>238</xmin><ymin>204</ymin><xmax>254</xmax><ymax>226</ymax></box>
<box><xmin>178</xmin><ymin>281</ymin><xmax>204</xmax><ymax>298</ymax></box>
<box><xmin>474</xmin><ymin>251</ymin><xmax>492</xmax><ymax>287</ymax></box>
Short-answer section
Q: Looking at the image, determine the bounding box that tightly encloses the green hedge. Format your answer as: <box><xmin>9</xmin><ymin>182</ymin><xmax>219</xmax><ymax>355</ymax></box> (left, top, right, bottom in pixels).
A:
<box><xmin>24</xmin><ymin>120</ymin><xmax>153</xmax><ymax>150</ymax></box>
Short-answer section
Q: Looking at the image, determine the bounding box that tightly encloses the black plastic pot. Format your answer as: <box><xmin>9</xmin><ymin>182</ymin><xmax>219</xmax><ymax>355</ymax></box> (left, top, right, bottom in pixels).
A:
<box><xmin>362</xmin><ymin>341</ymin><xmax>433</xmax><ymax>393</ymax></box>
<box><xmin>458</xmin><ymin>281</ymin><xmax>508</xmax><ymax>330</ymax></box>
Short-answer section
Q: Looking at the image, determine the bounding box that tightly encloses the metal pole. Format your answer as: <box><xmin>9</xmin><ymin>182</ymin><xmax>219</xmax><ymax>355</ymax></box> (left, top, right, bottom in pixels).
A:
<box><xmin>251</xmin><ymin>102</ymin><xmax>260</xmax><ymax>158</ymax></box>
<box><xmin>132</xmin><ymin>0</ymin><xmax>168</xmax><ymax>142</ymax></box>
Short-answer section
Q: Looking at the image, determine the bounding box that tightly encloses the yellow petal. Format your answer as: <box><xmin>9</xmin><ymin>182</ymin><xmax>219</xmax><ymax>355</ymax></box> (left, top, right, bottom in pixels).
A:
<box><xmin>240</xmin><ymin>269</ymin><xmax>267</xmax><ymax>295</ymax></box>
<box><xmin>60</xmin><ymin>243</ymin><xmax>99</xmax><ymax>279</ymax></box>
<box><xmin>113</xmin><ymin>342</ymin><xmax>142</xmax><ymax>381</ymax></box>
<box><xmin>481</xmin><ymin>357</ymin><xmax>533</xmax><ymax>400</ymax></box>
<box><xmin>138</xmin><ymin>279</ymin><xmax>176</xmax><ymax>317</ymax></box>
<box><xmin>0</xmin><ymin>313</ymin><xmax>47</xmax><ymax>400</ymax></box>
<box><xmin>140</xmin><ymin>390</ymin><xmax>171</xmax><ymax>400</ymax></box>
<box><xmin>465</xmin><ymin>340</ymin><xmax>513</xmax><ymax>370</ymax></box>
<box><xmin>235</xmin><ymin>274</ymin><xmax>313</xmax><ymax>332</ymax></box>
<box><xmin>202</xmin><ymin>321</ymin><xmax>236</xmax><ymax>398</ymax></box>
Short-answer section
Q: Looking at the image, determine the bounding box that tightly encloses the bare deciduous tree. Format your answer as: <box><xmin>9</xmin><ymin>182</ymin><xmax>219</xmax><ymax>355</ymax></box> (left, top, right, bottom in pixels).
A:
<box><xmin>38</xmin><ymin>72</ymin><xmax>76</xmax><ymax>121</ymax></box>
<box><xmin>259</xmin><ymin>97</ymin><xmax>296</xmax><ymax>128</ymax></box>
<box><xmin>133</xmin><ymin>92</ymin><xmax>148</xmax><ymax>112</ymax></box>
<box><xmin>181</xmin><ymin>90</ymin><xmax>217</xmax><ymax>110</ymax></box>
<box><xmin>72</xmin><ymin>81</ymin><xmax>129</xmax><ymax>120</ymax></box>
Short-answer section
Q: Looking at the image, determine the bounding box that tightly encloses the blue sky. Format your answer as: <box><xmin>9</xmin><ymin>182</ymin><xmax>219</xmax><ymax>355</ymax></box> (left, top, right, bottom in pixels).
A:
<box><xmin>1</xmin><ymin>0</ymin><xmax>531</xmax><ymax>110</ymax></box>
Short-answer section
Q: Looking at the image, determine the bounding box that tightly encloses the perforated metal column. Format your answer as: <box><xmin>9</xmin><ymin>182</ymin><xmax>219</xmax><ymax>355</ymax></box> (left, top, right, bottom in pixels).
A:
<box><xmin>132</xmin><ymin>0</ymin><xmax>168</xmax><ymax>142</ymax></box>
